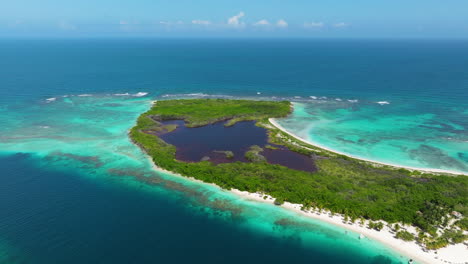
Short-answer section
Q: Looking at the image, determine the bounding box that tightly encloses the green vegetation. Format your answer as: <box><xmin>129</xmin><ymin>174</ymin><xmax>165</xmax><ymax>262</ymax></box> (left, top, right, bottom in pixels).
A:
<box><xmin>418</xmin><ymin>229</ymin><xmax>468</xmax><ymax>250</ymax></box>
<box><xmin>244</xmin><ymin>145</ymin><xmax>266</xmax><ymax>163</ymax></box>
<box><xmin>164</xmin><ymin>124</ymin><xmax>178</xmax><ymax>133</ymax></box>
<box><xmin>130</xmin><ymin>99</ymin><xmax>468</xmax><ymax>249</ymax></box>
<box><xmin>425</xmin><ymin>237</ymin><xmax>450</xmax><ymax>250</ymax></box>
<box><xmin>455</xmin><ymin>218</ymin><xmax>468</xmax><ymax>230</ymax></box>
<box><xmin>442</xmin><ymin>230</ymin><xmax>467</xmax><ymax>244</ymax></box>
<box><xmin>368</xmin><ymin>221</ymin><xmax>384</xmax><ymax>231</ymax></box>
<box><xmin>274</xmin><ymin>198</ymin><xmax>285</xmax><ymax>205</ymax></box>
<box><xmin>395</xmin><ymin>231</ymin><xmax>415</xmax><ymax>241</ymax></box>
<box><xmin>265</xmin><ymin>144</ymin><xmax>279</xmax><ymax>150</ymax></box>
<box><xmin>145</xmin><ymin>99</ymin><xmax>291</xmax><ymax>127</ymax></box>
<box><xmin>143</xmin><ymin>121</ymin><xmax>178</xmax><ymax>134</ymax></box>
<box><xmin>214</xmin><ymin>150</ymin><xmax>234</xmax><ymax>159</ymax></box>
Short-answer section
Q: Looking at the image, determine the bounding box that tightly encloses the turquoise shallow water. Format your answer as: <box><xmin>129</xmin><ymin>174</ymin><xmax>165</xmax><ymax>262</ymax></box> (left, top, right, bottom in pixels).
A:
<box><xmin>276</xmin><ymin>100</ymin><xmax>468</xmax><ymax>174</ymax></box>
<box><xmin>2</xmin><ymin>38</ymin><xmax>467</xmax><ymax>263</ymax></box>
<box><xmin>0</xmin><ymin>94</ymin><xmax>407</xmax><ymax>263</ymax></box>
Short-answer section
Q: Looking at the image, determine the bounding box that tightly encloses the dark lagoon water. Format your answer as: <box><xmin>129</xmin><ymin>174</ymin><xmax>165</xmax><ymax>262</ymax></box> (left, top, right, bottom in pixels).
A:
<box><xmin>1</xmin><ymin>38</ymin><xmax>467</xmax><ymax>263</ymax></box>
<box><xmin>158</xmin><ymin>120</ymin><xmax>316</xmax><ymax>172</ymax></box>
<box><xmin>159</xmin><ymin>120</ymin><xmax>268</xmax><ymax>162</ymax></box>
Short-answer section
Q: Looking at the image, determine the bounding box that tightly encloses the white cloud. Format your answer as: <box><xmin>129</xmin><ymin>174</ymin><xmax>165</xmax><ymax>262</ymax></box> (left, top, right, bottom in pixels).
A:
<box><xmin>304</xmin><ymin>22</ymin><xmax>324</xmax><ymax>29</ymax></box>
<box><xmin>192</xmin><ymin>20</ymin><xmax>211</xmax><ymax>25</ymax></box>
<box><xmin>253</xmin><ymin>19</ymin><xmax>270</xmax><ymax>26</ymax></box>
<box><xmin>228</xmin><ymin>12</ymin><xmax>245</xmax><ymax>27</ymax></box>
<box><xmin>159</xmin><ymin>21</ymin><xmax>171</xmax><ymax>25</ymax></box>
<box><xmin>58</xmin><ymin>21</ymin><xmax>76</xmax><ymax>31</ymax></box>
<box><xmin>333</xmin><ymin>22</ymin><xmax>349</xmax><ymax>28</ymax></box>
<box><xmin>119</xmin><ymin>20</ymin><xmax>140</xmax><ymax>32</ymax></box>
<box><xmin>276</xmin><ymin>19</ymin><xmax>288</xmax><ymax>28</ymax></box>
<box><xmin>157</xmin><ymin>20</ymin><xmax>184</xmax><ymax>31</ymax></box>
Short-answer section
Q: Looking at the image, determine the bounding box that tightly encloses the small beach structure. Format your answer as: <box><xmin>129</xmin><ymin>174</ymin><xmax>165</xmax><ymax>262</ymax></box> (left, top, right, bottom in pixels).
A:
<box><xmin>451</xmin><ymin>211</ymin><xmax>462</xmax><ymax>219</ymax></box>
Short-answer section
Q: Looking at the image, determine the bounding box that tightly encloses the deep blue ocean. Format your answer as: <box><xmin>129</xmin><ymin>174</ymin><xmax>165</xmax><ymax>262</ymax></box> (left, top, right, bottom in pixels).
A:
<box><xmin>0</xmin><ymin>39</ymin><xmax>467</xmax><ymax>263</ymax></box>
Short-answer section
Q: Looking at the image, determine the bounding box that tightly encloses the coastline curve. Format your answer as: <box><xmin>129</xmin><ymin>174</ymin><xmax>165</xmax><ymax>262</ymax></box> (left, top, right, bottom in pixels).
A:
<box><xmin>269</xmin><ymin>117</ymin><xmax>468</xmax><ymax>176</ymax></box>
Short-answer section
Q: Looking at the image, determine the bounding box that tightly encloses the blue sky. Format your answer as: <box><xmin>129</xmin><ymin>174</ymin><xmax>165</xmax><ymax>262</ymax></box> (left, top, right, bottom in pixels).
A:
<box><xmin>1</xmin><ymin>0</ymin><xmax>468</xmax><ymax>38</ymax></box>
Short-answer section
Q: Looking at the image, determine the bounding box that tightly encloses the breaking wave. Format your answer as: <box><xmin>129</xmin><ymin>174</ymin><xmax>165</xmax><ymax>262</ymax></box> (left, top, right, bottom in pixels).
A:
<box><xmin>376</xmin><ymin>101</ymin><xmax>390</xmax><ymax>105</ymax></box>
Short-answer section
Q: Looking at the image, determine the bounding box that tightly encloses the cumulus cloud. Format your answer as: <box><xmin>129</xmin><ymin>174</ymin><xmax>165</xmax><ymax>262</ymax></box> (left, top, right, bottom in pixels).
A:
<box><xmin>159</xmin><ymin>21</ymin><xmax>183</xmax><ymax>25</ymax></box>
<box><xmin>192</xmin><ymin>20</ymin><xmax>211</xmax><ymax>25</ymax></box>
<box><xmin>304</xmin><ymin>22</ymin><xmax>324</xmax><ymax>29</ymax></box>
<box><xmin>228</xmin><ymin>12</ymin><xmax>245</xmax><ymax>27</ymax></box>
<box><xmin>333</xmin><ymin>22</ymin><xmax>349</xmax><ymax>28</ymax></box>
<box><xmin>276</xmin><ymin>19</ymin><xmax>288</xmax><ymax>28</ymax></box>
<box><xmin>119</xmin><ymin>20</ymin><xmax>140</xmax><ymax>31</ymax></box>
<box><xmin>119</xmin><ymin>20</ymin><xmax>140</xmax><ymax>26</ymax></box>
<box><xmin>253</xmin><ymin>19</ymin><xmax>270</xmax><ymax>26</ymax></box>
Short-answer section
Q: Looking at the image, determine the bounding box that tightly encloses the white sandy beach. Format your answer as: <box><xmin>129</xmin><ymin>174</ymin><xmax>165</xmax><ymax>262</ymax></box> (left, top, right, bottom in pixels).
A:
<box><xmin>145</xmin><ymin>153</ymin><xmax>467</xmax><ymax>264</ymax></box>
<box><xmin>231</xmin><ymin>189</ymin><xmax>468</xmax><ymax>264</ymax></box>
<box><xmin>132</xmin><ymin>110</ymin><xmax>467</xmax><ymax>264</ymax></box>
<box><xmin>269</xmin><ymin>118</ymin><xmax>468</xmax><ymax>176</ymax></box>
<box><xmin>267</xmin><ymin>118</ymin><xmax>468</xmax><ymax>264</ymax></box>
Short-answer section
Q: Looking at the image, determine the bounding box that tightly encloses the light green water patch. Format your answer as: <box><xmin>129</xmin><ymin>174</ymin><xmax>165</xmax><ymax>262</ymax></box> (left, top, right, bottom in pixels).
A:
<box><xmin>183</xmin><ymin>182</ymin><xmax>408</xmax><ymax>263</ymax></box>
<box><xmin>0</xmin><ymin>95</ymin><xmax>408</xmax><ymax>263</ymax></box>
<box><xmin>0</xmin><ymin>238</ymin><xmax>25</xmax><ymax>264</ymax></box>
<box><xmin>22</xmin><ymin>154</ymin><xmax>409</xmax><ymax>264</ymax></box>
<box><xmin>278</xmin><ymin>101</ymin><xmax>468</xmax><ymax>173</ymax></box>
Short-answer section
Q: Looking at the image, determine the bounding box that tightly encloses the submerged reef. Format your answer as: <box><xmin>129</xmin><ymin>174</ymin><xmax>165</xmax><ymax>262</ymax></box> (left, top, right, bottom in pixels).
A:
<box><xmin>130</xmin><ymin>99</ymin><xmax>468</xmax><ymax>250</ymax></box>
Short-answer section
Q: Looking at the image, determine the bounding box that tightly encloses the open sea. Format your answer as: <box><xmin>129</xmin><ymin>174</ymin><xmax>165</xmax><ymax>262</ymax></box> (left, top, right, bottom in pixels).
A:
<box><xmin>0</xmin><ymin>39</ymin><xmax>467</xmax><ymax>263</ymax></box>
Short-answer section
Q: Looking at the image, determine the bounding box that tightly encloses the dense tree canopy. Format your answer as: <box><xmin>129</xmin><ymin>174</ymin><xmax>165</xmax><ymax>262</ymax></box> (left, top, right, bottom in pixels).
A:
<box><xmin>130</xmin><ymin>99</ymin><xmax>468</xmax><ymax>247</ymax></box>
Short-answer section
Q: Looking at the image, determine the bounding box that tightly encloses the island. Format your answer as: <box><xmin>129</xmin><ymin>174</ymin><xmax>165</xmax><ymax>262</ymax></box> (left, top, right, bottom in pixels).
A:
<box><xmin>130</xmin><ymin>99</ymin><xmax>467</xmax><ymax>263</ymax></box>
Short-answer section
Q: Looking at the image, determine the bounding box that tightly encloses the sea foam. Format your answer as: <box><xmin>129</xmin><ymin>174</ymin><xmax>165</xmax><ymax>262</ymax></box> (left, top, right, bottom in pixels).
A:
<box><xmin>113</xmin><ymin>92</ymin><xmax>148</xmax><ymax>97</ymax></box>
<box><xmin>133</xmin><ymin>92</ymin><xmax>148</xmax><ymax>97</ymax></box>
<box><xmin>376</xmin><ymin>101</ymin><xmax>390</xmax><ymax>105</ymax></box>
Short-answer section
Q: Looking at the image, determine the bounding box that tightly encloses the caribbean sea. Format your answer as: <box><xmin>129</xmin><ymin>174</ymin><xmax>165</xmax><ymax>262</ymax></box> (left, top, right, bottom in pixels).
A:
<box><xmin>0</xmin><ymin>38</ymin><xmax>467</xmax><ymax>263</ymax></box>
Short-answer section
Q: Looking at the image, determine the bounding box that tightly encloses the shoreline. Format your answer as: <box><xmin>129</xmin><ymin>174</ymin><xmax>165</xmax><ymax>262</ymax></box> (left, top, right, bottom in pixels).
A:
<box><xmin>137</xmin><ymin>142</ymin><xmax>467</xmax><ymax>264</ymax></box>
<box><xmin>144</xmin><ymin>152</ymin><xmax>467</xmax><ymax>264</ymax></box>
<box><xmin>231</xmin><ymin>189</ymin><xmax>468</xmax><ymax>264</ymax></box>
<box><xmin>268</xmin><ymin>118</ymin><xmax>468</xmax><ymax>176</ymax></box>
<box><xmin>129</xmin><ymin>100</ymin><xmax>467</xmax><ymax>264</ymax></box>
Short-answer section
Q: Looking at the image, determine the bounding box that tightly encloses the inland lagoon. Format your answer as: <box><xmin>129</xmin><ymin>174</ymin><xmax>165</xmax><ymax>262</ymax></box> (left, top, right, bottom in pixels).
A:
<box><xmin>130</xmin><ymin>98</ymin><xmax>467</xmax><ymax>264</ymax></box>
<box><xmin>0</xmin><ymin>39</ymin><xmax>467</xmax><ymax>264</ymax></box>
<box><xmin>0</xmin><ymin>95</ymin><xmax>410</xmax><ymax>264</ymax></box>
<box><xmin>156</xmin><ymin>119</ymin><xmax>316</xmax><ymax>172</ymax></box>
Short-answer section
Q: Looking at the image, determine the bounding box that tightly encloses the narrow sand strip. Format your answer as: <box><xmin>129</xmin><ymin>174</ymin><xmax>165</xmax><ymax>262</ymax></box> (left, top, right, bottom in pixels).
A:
<box><xmin>143</xmin><ymin>154</ymin><xmax>467</xmax><ymax>264</ymax></box>
<box><xmin>130</xmin><ymin>109</ymin><xmax>467</xmax><ymax>264</ymax></box>
<box><xmin>231</xmin><ymin>190</ymin><xmax>468</xmax><ymax>264</ymax></box>
<box><xmin>269</xmin><ymin>118</ymin><xmax>468</xmax><ymax>176</ymax></box>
